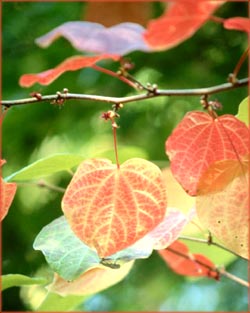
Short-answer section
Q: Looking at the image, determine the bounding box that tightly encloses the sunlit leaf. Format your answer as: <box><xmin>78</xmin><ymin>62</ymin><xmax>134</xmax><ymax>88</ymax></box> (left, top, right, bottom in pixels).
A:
<box><xmin>223</xmin><ymin>17</ymin><xmax>250</xmax><ymax>33</ymax></box>
<box><xmin>19</xmin><ymin>54</ymin><xmax>120</xmax><ymax>87</ymax></box>
<box><xmin>6</xmin><ymin>154</ymin><xmax>85</xmax><ymax>182</ymax></box>
<box><xmin>49</xmin><ymin>261</ymin><xmax>133</xmax><ymax>296</ymax></box>
<box><xmin>2</xmin><ymin>274</ymin><xmax>48</xmax><ymax>291</ymax></box>
<box><xmin>166</xmin><ymin>112</ymin><xmax>249</xmax><ymax>196</ymax></box>
<box><xmin>144</xmin><ymin>0</ymin><xmax>223</xmax><ymax>50</ymax></box>
<box><xmin>236</xmin><ymin>97</ymin><xmax>249</xmax><ymax>126</ymax></box>
<box><xmin>62</xmin><ymin>158</ymin><xmax>167</xmax><ymax>257</ymax></box>
<box><xmin>35</xmin><ymin>21</ymin><xmax>150</xmax><ymax>55</ymax></box>
<box><xmin>158</xmin><ymin>240</ymin><xmax>219</xmax><ymax>279</ymax></box>
<box><xmin>33</xmin><ymin>216</ymin><xmax>100</xmax><ymax>281</ymax></box>
<box><xmin>196</xmin><ymin>156</ymin><xmax>249</xmax><ymax>259</ymax></box>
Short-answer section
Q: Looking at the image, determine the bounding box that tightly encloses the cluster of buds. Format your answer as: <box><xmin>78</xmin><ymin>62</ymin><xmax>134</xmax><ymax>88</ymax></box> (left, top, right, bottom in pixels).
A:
<box><xmin>101</xmin><ymin>103</ymin><xmax>123</xmax><ymax>129</ymax></box>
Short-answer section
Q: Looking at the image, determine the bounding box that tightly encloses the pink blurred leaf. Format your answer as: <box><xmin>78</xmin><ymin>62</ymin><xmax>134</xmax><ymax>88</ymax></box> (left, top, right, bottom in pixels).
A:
<box><xmin>35</xmin><ymin>21</ymin><xmax>150</xmax><ymax>55</ymax></box>
<box><xmin>144</xmin><ymin>0</ymin><xmax>223</xmax><ymax>50</ymax></box>
<box><xmin>19</xmin><ymin>54</ymin><xmax>120</xmax><ymax>87</ymax></box>
<box><xmin>165</xmin><ymin>112</ymin><xmax>249</xmax><ymax>196</ymax></box>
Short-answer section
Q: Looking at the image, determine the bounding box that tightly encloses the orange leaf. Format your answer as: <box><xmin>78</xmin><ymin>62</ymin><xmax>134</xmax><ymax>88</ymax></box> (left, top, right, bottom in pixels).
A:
<box><xmin>144</xmin><ymin>0</ymin><xmax>223</xmax><ymax>50</ymax></box>
<box><xmin>158</xmin><ymin>240</ymin><xmax>219</xmax><ymax>279</ymax></box>
<box><xmin>224</xmin><ymin>17</ymin><xmax>250</xmax><ymax>33</ymax></box>
<box><xmin>19</xmin><ymin>54</ymin><xmax>120</xmax><ymax>87</ymax></box>
<box><xmin>196</xmin><ymin>156</ymin><xmax>249</xmax><ymax>259</ymax></box>
<box><xmin>49</xmin><ymin>261</ymin><xmax>134</xmax><ymax>296</ymax></box>
<box><xmin>165</xmin><ymin>112</ymin><xmax>249</xmax><ymax>196</ymax></box>
<box><xmin>0</xmin><ymin>179</ymin><xmax>17</xmax><ymax>221</ymax></box>
<box><xmin>62</xmin><ymin>158</ymin><xmax>167</xmax><ymax>258</ymax></box>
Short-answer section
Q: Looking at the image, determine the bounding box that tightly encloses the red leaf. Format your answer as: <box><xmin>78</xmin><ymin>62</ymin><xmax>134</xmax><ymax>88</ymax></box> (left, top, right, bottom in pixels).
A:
<box><xmin>223</xmin><ymin>17</ymin><xmax>250</xmax><ymax>33</ymax></box>
<box><xmin>144</xmin><ymin>0</ymin><xmax>223</xmax><ymax>50</ymax></box>
<box><xmin>0</xmin><ymin>178</ymin><xmax>17</xmax><ymax>221</ymax></box>
<box><xmin>35</xmin><ymin>21</ymin><xmax>150</xmax><ymax>55</ymax></box>
<box><xmin>19</xmin><ymin>54</ymin><xmax>120</xmax><ymax>87</ymax></box>
<box><xmin>158</xmin><ymin>240</ymin><xmax>219</xmax><ymax>279</ymax></box>
<box><xmin>165</xmin><ymin>112</ymin><xmax>249</xmax><ymax>196</ymax></box>
<box><xmin>62</xmin><ymin>158</ymin><xmax>167</xmax><ymax>258</ymax></box>
<box><xmin>196</xmin><ymin>156</ymin><xmax>249</xmax><ymax>259</ymax></box>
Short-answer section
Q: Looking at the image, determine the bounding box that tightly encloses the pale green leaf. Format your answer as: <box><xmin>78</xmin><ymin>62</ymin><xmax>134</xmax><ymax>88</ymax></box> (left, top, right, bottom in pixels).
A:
<box><xmin>2</xmin><ymin>274</ymin><xmax>47</xmax><ymax>291</ymax></box>
<box><xmin>6</xmin><ymin>153</ymin><xmax>85</xmax><ymax>181</ymax></box>
<box><xmin>236</xmin><ymin>96</ymin><xmax>249</xmax><ymax>126</ymax></box>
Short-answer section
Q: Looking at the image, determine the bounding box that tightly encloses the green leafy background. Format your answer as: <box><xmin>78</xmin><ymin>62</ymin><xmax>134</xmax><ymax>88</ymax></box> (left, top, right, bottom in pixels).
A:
<box><xmin>2</xmin><ymin>2</ymin><xmax>248</xmax><ymax>311</ymax></box>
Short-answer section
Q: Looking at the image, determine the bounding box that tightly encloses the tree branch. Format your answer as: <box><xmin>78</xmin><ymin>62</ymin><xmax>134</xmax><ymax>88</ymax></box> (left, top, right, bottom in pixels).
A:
<box><xmin>1</xmin><ymin>77</ymin><xmax>248</xmax><ymax>108</ymax></box>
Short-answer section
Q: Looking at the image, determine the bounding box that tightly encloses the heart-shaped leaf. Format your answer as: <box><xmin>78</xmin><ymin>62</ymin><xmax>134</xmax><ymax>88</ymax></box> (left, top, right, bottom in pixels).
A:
<box><xmin>158</xmin><ymin>240</ymin><xmax>219</xmax><ymax>279</ymax></box>
<box><xmin>144</xmin><ymin>0</ymin><xmax>223</xmax><ymax>50</ymax></box>
<box><xmin>6</xmin><ymin>154</ymin><xmax>85</xmax><ymax>182</ymax></box>
<box><xmin>0</xmin><ymin>178</ymin><xmax>17</xmax><ymax>221</ymax></box>
<box><xmin>19</xmin><ymin>54</ymin><xmax>119</xmax><ymax>87</ymax></box>
<box><xmin>62</xmin><ymin>158</ymin><xmax>167</xmax><ymax>257</ymax></box>
<box><xmin>166</xmin><ymin>112</ymin><xmax>249</xmax><ymax>196</ymax></box>
<box><xmin>236</xmin><ymin>97</ymin><xmax>248</xmax><ymax>126</ymax></box>
<box><xmin>196</xmin><ymin>156</ymin><xmax>249</xmax><ymax>259</ymax></box>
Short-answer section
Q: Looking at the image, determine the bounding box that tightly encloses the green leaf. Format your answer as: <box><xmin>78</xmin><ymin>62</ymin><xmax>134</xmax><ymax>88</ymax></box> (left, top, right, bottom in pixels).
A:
<box><xmin>6</xmin><ymin>153</ymin><xmax>85</xmax><ymax>181</ymax></box>
<box><xmin>33</xmin><ymin>216</ymin><xmax>100</xmax><ymax>281</ymax></box>
<box><xmin>236</xmin><ymin>97</ymin><xmax>249</xmax><ymax>126</ymax></box>
<box><xmin>2</xmin><ymin>274</ymin><xmax>48</xmax><ymax>291</ymax></box>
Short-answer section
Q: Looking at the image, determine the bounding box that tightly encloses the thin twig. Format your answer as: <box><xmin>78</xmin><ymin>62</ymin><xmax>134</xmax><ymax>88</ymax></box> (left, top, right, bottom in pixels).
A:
<box><xmin>179</xmin><ymin>235</ymin><xmax>243</xmax><ymax>259</ymax></box>
<box><xmin>18</xmin><ymin>180</ymin><xmax>66</xmax><ymax>193</ymax></box>
<box><xmin>1</xmin><ymin>77</ymin><xmax>249</xmax><ymax>108</ymax></box>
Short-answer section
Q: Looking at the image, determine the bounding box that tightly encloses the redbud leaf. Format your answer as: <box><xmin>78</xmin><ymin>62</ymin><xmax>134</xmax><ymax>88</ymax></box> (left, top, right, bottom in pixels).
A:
<box><xmin>35</xmin><ymin>21</ymin><xmax>150</xmax><ymax>55</ymax></box>
<box><xmin>6</xmin><ymin>154</ymin><xmax>85</xmax><ymax>182</ymax></box>
<box><xmin>223</xmin><ymin>17</ymin><xmax>250</xmax><ymax>33</ymax></box>
<box><xmin>49</xmin><ymin>261</ymin><xmax>134</xmax><ymax>296</ymax></box>
<box><xmin>166</xmin><ymin>112</ymin><xmax>249</xmax><ymax>196</ymax></box>
<box><xmin>33</xmin><ymin>216</ymin><xmax>100</xmax><ymax>281</ymax></box>
<box><xmin>143</xmin><ymin>1</ymin><xmax>223</xmax><ymax>50</ymax></box>
<box><xmin>19</xmin><ymin>54</ymin><xmax>120</xmax><ymax>87</ymax></box>
<box><xmin>158</xmin><ymin>240</ymin><xmax>219</xmax><ymax>279</ymax></box>
<box><xmin>196</xmin><ymin>156</ymin><xmax>249</xmax><ymax>259</ymax></box>
<box><xmin>2</xmin><ymin>274</ymin><xmax>47</xmax><ymax>291</ymax></box>
<box><xmin>1</xmin><ymin>160</ymin><xmax>17</xmax><ymax>221</ymax></box>
<box><xmin>236</xmin><ymin>97</ymin><xmax>249</xmax><ymax>126</ymax></box>
<box><xmin>62</xmin><ymin>158</ymin><xmax>167</xmax><ymax>258</ymax></box>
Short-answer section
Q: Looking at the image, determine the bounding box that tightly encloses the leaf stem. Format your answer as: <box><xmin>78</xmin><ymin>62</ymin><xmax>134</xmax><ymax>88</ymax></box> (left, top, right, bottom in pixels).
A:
<box><xmin>232</xmin><ymin>46</ymin><xmax>249</xmax><ymax>79</ymax></box>
<box><xmin>2</xmin><ymin>77</ymin><xmax>248</xmax><ymax>108</ymax></box>
<box><xmin>113</xmin><ymin>126</ymin><xmax>120</xmax><ymax>169</ymax></box>
<box><xmin>18</xmin><ymin>180</ymin><xmax>66</xmax><ymax>193</ymax></box>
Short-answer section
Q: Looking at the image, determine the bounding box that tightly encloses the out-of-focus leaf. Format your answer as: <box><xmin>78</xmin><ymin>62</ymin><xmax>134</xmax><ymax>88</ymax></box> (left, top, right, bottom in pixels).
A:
<box><xmin>2</xmin><ymin>274</ymin><xmax>47</xmax><ymax>291</ymax></box>
<box><xmin>62</xmin><ymin>158</ymin><xmax>167</xmax><ymax>257</ymax></box>
<box><xmin>1</xmin><ymin>159</ymin><xmax>17</xmax><ymax>221</ymax></box>
<box><xmin>19</xmin><ymin>54</ymin><xmax>120</xmax><ymax>87</ymax></box>
<box><xmin>33</xmin><ymin>216</ymin><xmax>100</xmax><ymax>281</ymax></box>
<box><xmin>158</xmin><ymin>240</ymin><xmax>219</xmax><ymax>279</ymax></box>
<box><xmin>6</xmin><ymin>154</ymin><xmax>85</xmax><ymax>182</ymax></box>
<box><xmin>196</xmin><ymin>156</ymin><xmax>249</xmax><ymax>259</ymax></box>
<box><xmin>236</xmin><ymin>97</ymin><xmax>249</xmax><ymax>126</ymax></box>
<box><xmin>166</xmin><ymin>112</ymin><xmax>249</xmax><ymax>196</ymax></box>
<box><xmin>144</xmin><ymin>0</ymin><xmax>223</xmax><ymax>50</ymax></box>
<box><xmin>223</xmin><ymin>17</ymin><xmax>250</xmax><ymax>33</ymax></box>
<box><xmin>49</xmin><ymin>261</ymin><xmax>134</xmax><ymax>296</ymax></box>
<box><xmin>35</xmin><ymin>21</ymin><xmax>150</xmax><ymax>55</ymax></box>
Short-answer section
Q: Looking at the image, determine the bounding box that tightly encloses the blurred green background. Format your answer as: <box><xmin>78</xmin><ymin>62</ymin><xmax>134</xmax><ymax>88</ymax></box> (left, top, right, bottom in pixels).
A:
<box><xmin>2</xmin><ymin>1</ymin><xmax>248</xmax><ymax>311</ymax></box>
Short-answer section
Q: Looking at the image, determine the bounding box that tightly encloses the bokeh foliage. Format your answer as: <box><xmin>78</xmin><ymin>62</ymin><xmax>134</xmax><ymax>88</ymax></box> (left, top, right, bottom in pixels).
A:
<box><xmin>2</xmin><ymin>2</ymin><xmax>248</xmax><ymax>311</ymax></box>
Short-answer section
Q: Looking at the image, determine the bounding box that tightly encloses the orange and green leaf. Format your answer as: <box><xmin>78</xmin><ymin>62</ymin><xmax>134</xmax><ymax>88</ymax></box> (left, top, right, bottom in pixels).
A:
<box><xmin>62</xmin><ymin>158</ymin><xmax>167</xmax><ymax>258</ymax></box>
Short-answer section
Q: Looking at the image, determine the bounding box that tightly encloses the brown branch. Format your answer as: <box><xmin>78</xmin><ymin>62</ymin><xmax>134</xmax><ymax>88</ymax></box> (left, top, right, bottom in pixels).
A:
<box><xmin>1</xmin><ymin>77</ymin><xmax>249</xmax><ymax>108</ymax></box>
